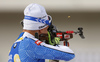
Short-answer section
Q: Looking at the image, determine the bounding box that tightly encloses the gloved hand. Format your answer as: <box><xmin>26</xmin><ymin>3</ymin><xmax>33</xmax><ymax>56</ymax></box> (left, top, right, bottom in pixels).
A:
<box><xmin>48</xmin><ymin>31</ymin><xmax>60</xmax><ymax>45</ymax></box>
<box><xmin>52</xmin><ymin>37</ymin><xmax>60</xmax><ymax>45</ymax></box>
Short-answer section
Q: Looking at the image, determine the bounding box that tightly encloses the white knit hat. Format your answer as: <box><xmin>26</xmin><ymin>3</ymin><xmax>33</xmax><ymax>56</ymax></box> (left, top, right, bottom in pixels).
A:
<box><xmin>23</xmin><ymin>3</ymin><xmax>51</xmax><ymax>30</ymax></box>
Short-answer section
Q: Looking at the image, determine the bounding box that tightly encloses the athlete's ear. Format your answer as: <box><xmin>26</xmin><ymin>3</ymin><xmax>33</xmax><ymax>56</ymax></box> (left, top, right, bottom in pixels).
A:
<box><xmin>20</xmin><ymin>20</ymin><xmax>24</xmax><ymax>27</ymax></box>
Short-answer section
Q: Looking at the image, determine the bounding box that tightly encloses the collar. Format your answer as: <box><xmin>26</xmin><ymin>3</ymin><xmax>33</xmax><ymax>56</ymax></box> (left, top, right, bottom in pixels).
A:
<box><xmin>22</xmin><ymin>32</ymin><xmax>38</xmax><ymax>41</ymax></box>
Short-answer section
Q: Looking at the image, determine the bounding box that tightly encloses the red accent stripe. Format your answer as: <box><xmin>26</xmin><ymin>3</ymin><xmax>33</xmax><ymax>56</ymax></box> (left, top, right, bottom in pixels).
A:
<box><xmin>67</xmin><ymin>42</ymin><xmax>69</xmax><ymax>47</ymax></box>
<box><xmin>66</xmin><ymin>31</ymin><xmax>74</xmax><ymax>34</ymax></box>
<box><xmin>63</xmin><ymin>41</ymin><xmax>66</xmax><ymax>46</ymax></box>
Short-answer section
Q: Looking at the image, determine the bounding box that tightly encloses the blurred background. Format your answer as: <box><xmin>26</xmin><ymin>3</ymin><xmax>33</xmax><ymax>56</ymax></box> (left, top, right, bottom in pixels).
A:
<box><xmin>0</xmin><ymin>0</ymin><xmax>100</xmax><ymax>62</ymax></box>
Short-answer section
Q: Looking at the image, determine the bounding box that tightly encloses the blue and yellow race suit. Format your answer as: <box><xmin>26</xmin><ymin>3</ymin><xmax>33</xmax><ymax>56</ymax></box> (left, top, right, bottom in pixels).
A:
<box><xmin>8</xmin><ymin>32</ymin><xmax>75</xmax><ymax>62</ymax></box>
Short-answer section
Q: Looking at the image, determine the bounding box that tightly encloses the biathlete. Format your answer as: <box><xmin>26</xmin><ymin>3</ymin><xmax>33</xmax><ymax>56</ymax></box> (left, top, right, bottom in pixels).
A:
<box><xmin>8</xmin><ymin>3</ymin><xmax>75</xmax><ymax>62</ymax></box>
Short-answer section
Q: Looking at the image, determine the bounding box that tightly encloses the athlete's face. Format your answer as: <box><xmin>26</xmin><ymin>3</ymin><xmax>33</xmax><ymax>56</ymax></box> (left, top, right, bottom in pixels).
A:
<box><xmin>39</xmin><ymin>26</ymin><xmax>49</xmax><ymax>34</ymax></box>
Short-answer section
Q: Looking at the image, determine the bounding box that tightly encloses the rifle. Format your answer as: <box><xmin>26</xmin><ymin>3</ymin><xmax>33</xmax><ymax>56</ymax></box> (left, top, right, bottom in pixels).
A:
<box><xmin>38</xmin><ymin>26</ymin><xmax>85</xmax><ymax>45</ymax></box>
